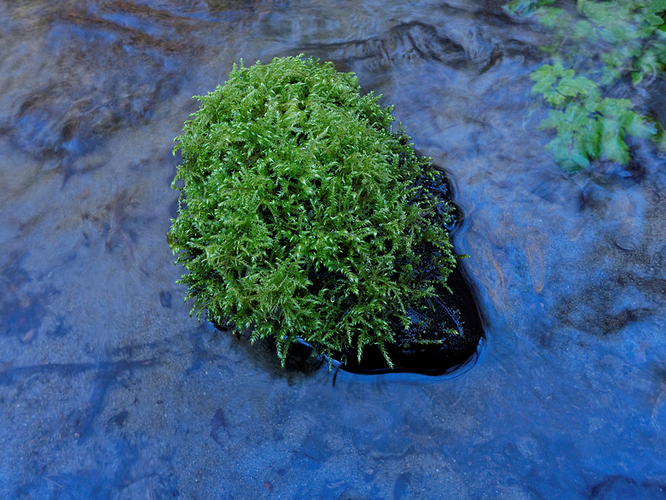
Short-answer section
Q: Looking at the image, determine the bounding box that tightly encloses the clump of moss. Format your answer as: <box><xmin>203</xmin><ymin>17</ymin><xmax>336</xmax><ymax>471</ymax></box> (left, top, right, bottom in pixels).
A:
<box><xmin>168</xmin><ymin>55</ymin><xmax>459</xmax><ymax>368</ymax></box>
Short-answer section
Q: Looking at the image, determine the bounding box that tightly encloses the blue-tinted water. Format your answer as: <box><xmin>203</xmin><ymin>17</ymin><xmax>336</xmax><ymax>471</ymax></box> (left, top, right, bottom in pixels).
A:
<box><xmin>1</xmin><ymin>0</ymin><xmax>665</xmax><ymax>498</ymax></box>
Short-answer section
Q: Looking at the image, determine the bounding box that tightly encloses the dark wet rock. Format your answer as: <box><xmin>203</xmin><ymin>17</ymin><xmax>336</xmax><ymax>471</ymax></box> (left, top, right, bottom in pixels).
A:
<box><xmin>339</xmin><ymin>265</ymin><xmax>484</xmax><ymax>375</ymax></box>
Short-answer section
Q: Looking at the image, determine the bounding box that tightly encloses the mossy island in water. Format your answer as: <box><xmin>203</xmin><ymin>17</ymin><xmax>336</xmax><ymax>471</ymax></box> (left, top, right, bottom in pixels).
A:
<box><xmin>168</xmin><ymin>55</ymin><xmax>483</xmax><ymax>374</ymax></box>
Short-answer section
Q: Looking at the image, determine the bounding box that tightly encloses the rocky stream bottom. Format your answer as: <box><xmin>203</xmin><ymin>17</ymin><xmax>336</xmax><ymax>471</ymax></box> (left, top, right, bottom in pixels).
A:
<box><xmin>1</xmin><ymin>0</ymin><xmax>666</xmax><ymax>498</ymax></box>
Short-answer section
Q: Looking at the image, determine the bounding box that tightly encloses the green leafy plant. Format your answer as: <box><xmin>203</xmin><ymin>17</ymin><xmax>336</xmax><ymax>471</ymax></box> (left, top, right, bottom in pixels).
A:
<box><xmin>168</xmin><ymin>55</ymin><xmax>459</xmax><ymax>368</ymax></box>
<box><xmin>531</xmin><ymin>61</ymin><xmax>656</xmax><ymax>169</ymax></box>
<box><xmin>504</xmin><ymin>0</ymin><xmax>664</xmax><ymax>171</ymax></box>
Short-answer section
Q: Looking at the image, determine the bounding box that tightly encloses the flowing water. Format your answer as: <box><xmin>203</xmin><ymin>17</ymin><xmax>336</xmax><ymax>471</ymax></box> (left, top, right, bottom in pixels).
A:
<box><xmin>1</xmin><ymin>0</ymin><xmax>666</xmax><ymax>498</ymax></box>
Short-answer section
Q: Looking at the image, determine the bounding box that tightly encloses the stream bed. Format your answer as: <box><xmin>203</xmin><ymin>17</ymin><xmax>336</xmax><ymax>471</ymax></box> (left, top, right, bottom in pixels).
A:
<box><xmin>1</xmin><ymin>0</ymin><xmax>666</xmax><ymax>498</ymax></box>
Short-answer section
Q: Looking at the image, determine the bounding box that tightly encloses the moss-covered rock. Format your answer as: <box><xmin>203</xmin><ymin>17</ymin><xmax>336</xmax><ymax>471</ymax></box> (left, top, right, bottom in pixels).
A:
<box><xmin>168</xmin><ymin>55</ymin><xmax>461</xmax><ymax>368</ymax></box>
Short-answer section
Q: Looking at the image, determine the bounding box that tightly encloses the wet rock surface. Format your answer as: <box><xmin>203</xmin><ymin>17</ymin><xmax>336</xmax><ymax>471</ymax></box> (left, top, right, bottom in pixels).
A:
<box><xmin>340</xmin><ymin>264</ymin><xmax>485</xmax><ymax>376</ymax></box>
<box><xmin>1</xmin><ymin>0</ymin><xmax>666</xmax><ymax>499</ymax></box>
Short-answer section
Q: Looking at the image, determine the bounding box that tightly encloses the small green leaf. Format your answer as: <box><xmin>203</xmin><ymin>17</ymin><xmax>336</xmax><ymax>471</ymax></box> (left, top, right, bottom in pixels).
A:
<box><xmin>538</xmin><ymin>7</ymin><xmax>573</xmax><ymax>29</ymax></box>
<box><xmin>599</xmin><ymin>116</ymin><xmax>629</xmax><ymax>163</ymax></box>
<box><xmin>573</xmin><ymin>20</ymin><xmax>598</xmax><ymax>41</ymax></box>
<box><xmin>531</xmin><ymin>70</ymin><xmax>558</xmax><ymax>94</ymax></box>
<box><xmin>649</xmin><ymin>0</ymin><xmax>666</xmax><ymax>17</ymax></box>
<box><xmin>625</xmin><ymin>114</ymin><xmax>657</xmax><ymax>138</ymax></box>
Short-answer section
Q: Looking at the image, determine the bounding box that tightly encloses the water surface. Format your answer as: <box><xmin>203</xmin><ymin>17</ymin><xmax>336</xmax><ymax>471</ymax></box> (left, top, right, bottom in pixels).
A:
<box><xmin>1</xmin><ymin>0</ymin><xmax>666</xmax><ymax>498</ymax></box>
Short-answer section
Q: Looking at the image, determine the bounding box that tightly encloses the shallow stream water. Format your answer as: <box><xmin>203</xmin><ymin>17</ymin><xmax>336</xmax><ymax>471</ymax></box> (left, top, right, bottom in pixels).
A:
<box><xmin>1</xmin><ymin>0</ymin><xmax>666</xmax><ymax>498</ymax></box>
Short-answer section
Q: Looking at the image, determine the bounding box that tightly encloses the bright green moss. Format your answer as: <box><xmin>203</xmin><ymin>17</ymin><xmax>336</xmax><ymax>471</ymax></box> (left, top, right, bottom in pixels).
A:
<box><xmin>168</xmin><ymin>55</ymin><xmax>458</xmax><ymax>367</ymax></box>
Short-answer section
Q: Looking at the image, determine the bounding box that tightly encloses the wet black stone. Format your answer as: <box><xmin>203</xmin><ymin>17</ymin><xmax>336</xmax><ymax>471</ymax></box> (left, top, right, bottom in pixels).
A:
<box><xmin>338</xmin><ymin>264</ymin><xmax>484</xmax><ymax>376</ymax></box>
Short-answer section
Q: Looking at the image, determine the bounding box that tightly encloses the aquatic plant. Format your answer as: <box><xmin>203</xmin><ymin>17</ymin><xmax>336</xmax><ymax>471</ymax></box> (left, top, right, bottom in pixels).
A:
<box><xmin>167</xmin><ymin>55</ymin><xmax>459</xmax><ymax>367</ymax></box>
<box><xmin>505</xmin><ymin>0</ymin><xmax>665</xmax><ymax>171</ymax></box>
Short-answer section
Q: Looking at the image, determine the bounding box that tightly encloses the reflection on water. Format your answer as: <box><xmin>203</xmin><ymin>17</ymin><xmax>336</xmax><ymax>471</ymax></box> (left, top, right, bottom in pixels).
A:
<box><xmin>1</xmin><ymin>0</ymin><xmax>666</xmax><ymax>498</ymax></box>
